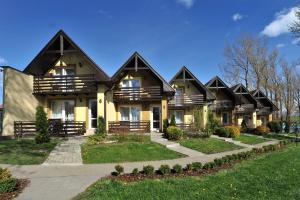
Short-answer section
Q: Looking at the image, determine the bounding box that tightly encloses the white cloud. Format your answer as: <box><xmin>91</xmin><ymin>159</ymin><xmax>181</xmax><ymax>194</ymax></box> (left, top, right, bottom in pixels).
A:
<box><xmin>0</xmin><ymin>56</ymin><xmax>7</xmax><ymax>65</ymax></box>
<box><xmin>177</xmin><ymin>0</ymin><xmax>195</xmax><ymax>9</ymax></box>
<box><xmin>261</xmin><ymin>7</ymin><xmax>297</xmax><ymax>37</ymax></box>
<box><xmin>276</xmin><ymin>43</ymin><xmax>285</xmax><ymax>48</ymax></box>
<box><xmin>292</xmin><ymin>38</ymin><xmax>300</xmax><ymax>45</ymax></box>
<box><xmin>232</xmin><ymin>13</ymin><xmax>243</xmax><ymax>22</ymax></box>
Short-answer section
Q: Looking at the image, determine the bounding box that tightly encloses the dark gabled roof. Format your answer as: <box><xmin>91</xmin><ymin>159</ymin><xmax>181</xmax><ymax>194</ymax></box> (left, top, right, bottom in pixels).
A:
<box><xmin>111</xmin><ymin>52</ymin><xmax>174</xmax><ymax>93</ymax></box>
<box><xmin>231</xmin><ymin>84</ymin><xmax>258</xmax><ymax>107</ymax></box>
<box><xmin>23</xmin><ymin>30</ymin><xmax>110</xmax><ymax>81</ymax></box>
<box><xmin>251</xmin><ymin>89</ymin><xmax>279</xmax><ymax>111</ymax></box>
<box><xmin>205</xmin><ymin>76</ymin><xmax>237</xmax><ymax>102</ymax></box>
<box><xmin>169</xmin><ymin>66</ymin><xmax>215</xmax><ymax>101</ymax></box>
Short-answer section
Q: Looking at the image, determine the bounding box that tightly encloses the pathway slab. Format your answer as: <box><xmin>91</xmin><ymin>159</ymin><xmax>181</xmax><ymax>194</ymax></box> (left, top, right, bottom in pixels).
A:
<box><xmin>43</xmin><ymin>136</ymin><xmax>85</xmax><ymax>165</ymax></box>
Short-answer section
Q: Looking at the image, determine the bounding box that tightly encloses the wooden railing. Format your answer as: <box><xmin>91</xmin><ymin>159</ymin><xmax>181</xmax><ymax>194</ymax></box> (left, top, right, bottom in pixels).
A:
<box><xmin>257</xmin><ymin>107</ymin><xmax>271</xmax><ymax>115</ymax></box>
<box><xmin>113</xmin><ymin>86</ymin><xmax>162</xmax><ymax>102</ymax></box>
<box><xmin>168</xmin><ymin>94</ymin><xmax>204</xmax><ymax>107</ymax></box>
<box><xmin>210</xmin><ymin>100</ymin><xmax>233</xmax><ymax>111</ymax></box>
<box><xmin>108</xmin><ymin>121</ymin><xmax>150</xmax><ymax>133</ymax></box>
<box><xmin>234</xmin><ymin>104</ymin><xmax>255</xmax><ymax>113</ymax></box>
<box><xmin>176</xmin><ymin>123</ymin><xmax>194</xmax><ymax>131</ymax></box>
<box><xmin>14</xmin><ymin>120</ymin><xmax>86</xmax><ymax>138</ymax></box>
<box><xmin>33</xmin><ymin>74</ymin><xmax>97</xmax><ymax>94</ymax></box>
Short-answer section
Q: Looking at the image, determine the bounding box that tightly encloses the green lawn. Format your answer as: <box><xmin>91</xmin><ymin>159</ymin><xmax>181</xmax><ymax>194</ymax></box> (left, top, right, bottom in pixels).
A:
<box><xmin>179</xmin><ymin>138</ymin><xmax>243</xmax><ymax>154</ymax></box>
<box><xmin>75</xmin><ymin>144</ymin><xmax>300</xmax><ymax>200</ymax></box>
<box><xmin>0</xmin><ymin>139</ymin><xmax>59</xmax><ymax>165</ymax></box>
<box><xmin>233</xmin><ymin>134</ymin><xmax>268</xmax><ymax>144</ymax></box>
<box><xmin>81</xmin><ymin>136</ymin><xmax>184</xmax><ymax>163</ymax></box>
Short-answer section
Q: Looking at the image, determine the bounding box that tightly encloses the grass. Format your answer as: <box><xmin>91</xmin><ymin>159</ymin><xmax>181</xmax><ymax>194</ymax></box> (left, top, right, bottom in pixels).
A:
<box><xmin>74</xmin><ymin>144</ymin><xmax>300</xmax><ymax>200</ymax></box>
<box><xmin>0</xmin><ymin>139</ymin><xmax>59</xmax><ymax>165</ymax></box>
<box><xmin>81</xmin><ymin>135</ymin><xmax>184</xmax><ymax>164</ymax></box>
<box><xmin>179</xmin><ymin>138</ymin><xmax>243</xmax><ymax>154</ymax></box>
<box><xmin>233</xmin><ymin>134</ymin><xmax>268</xmax><ymax>144</ymax></box>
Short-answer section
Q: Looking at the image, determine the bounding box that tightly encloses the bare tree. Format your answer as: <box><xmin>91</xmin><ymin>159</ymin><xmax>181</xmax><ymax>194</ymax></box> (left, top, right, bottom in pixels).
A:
<box><xmin>295</xmin><ymin>72</ymin><xmax>300</xmax><ymax>121</ymax></box>
<box><xmin>281</xmin><ymin>61</ymin><xmax>296</xmax><ymax>123</ymax></box>
<box><xmin>221</xmin><ymin>34</ymin><xmax>255</xmax><ymax>89</ymax></box>
<box><xmin>290</xmin><ymin>6</ymin><xmax>300</xmax><ymax>43</ymax></box>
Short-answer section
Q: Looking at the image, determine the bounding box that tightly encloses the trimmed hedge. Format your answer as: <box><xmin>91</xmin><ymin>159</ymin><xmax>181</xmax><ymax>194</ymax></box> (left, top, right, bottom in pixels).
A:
<box><xmin>143</xmin><ymin>165</ymin><xmax>155</xmax><ymax>175</ymax></box>
<box><xmin>224</xmin><ymin>126</ymin><xmax>240</xmax><ymax>138</ymax></box>
<box><xmin>159</xmin><ymin>165</ymin><xmax>171</xmax><ymax>175</ymax></box>
<box><xmin>255</xmin><ymin>125</ymin><xmax>270</xmax><ymax>135</ymax></box>
<box><xmin>165</xmin><ymin>126</ymin><xmax>183</xmax><ymax>140</ymax></box>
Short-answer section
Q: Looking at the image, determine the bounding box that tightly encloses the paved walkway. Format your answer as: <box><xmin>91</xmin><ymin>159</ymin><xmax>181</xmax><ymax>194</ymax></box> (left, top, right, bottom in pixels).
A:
<box><xmin>43</xmin><ymin>136</ymin><xmax>85</xmax><ymax>165</ymax></box>
<box><xmin>211</xmin><ymin>135</ymin><xmax>253</xmax><ymax>148</ymax></box>
<box><xmin>0</xmin><ymin>134</ymin><xmax>279</xmax><ymax>200</ymax></box>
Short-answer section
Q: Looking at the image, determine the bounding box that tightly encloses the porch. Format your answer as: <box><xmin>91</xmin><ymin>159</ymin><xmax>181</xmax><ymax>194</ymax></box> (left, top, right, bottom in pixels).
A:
<box><xmin>113</xmin><ymin>86</ymin><xmax>162</xmax><ymax>102</ymax></box>
<box><xmin>14</xmin><ymin>120</ymin><xmax>86</xmax><ymax>138</ymax></box>
<box><xmin>168</xmin><ymin>94</ymin><xmax>204</xmax><ymax>108</ymax></box>
<box><xmin>108</xmin><ymin>120</ymin><xmax>150</xmax><ymax>133</ymax></box>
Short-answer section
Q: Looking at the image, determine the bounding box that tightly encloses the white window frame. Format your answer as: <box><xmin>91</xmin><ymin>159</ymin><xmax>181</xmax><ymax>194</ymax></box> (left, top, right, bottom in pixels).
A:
<box><xmin>51</xmin><ymin>100</ymin><xmax>75</xmax><ymax>121</ymax></box>
<box><xmin>120</xmin><ymin>106</ymin><xmax>140</xmax><ymax>121</ymax></box>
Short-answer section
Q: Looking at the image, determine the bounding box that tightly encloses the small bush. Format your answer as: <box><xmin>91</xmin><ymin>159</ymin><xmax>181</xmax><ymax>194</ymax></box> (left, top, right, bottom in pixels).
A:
<box><xmin>284</xmin><ymin>122</ymin><xmax>290</xmax><ymax>133</ymax></box>
<box><xmin>86</xmin><ymin>134</ymin><xmax>105</xmax><ymax>145</ymax></box>
<box><xmin>255</xmin><ymin>125</ymin><xmax>270</xmax><ymax>135</ymax></box>
<box><xmin>172</xmin><ymin>164</ymin><xmax>183</xmax><ymax>174</ymax></box>
<box><xmin>192</xmin><ymin>162</ymin><xmax>202</xmax><ymax>171</ymax></box>
<box><xmin>224</xmin><ymin>126</ymin><xmax>240</xmax><ymax>138</ymax></box>
<box><xmin>170</xmin><ymin>114</ymin><xmax>176</xmax><ymax>126</ymax></box>
<box><xmin>214</xmin><ymin>158</ymin><xmax>223</xmax><ymax>166</ymax></box>
<box><xmin>95</xmin><ymin>116</ymin><xmax>106</xmax><ymax>137</ymax></box>
<box><xmin>0</xmin><ymin>178</ymin><xmax>17</xmax><ymax>193</ymax></box>
<box><xmin>163</xmin><ymin>119</ymin><xmax>169</xmax><ymax>133</ymax></box>
<box><xmin>166</xmin><ymin>126</ymin><xmax>183</xmax><ymax>140</ymax></box>
<box><xmin>0</xmin><ymin>168</ymin><xmax>12</xmax><ymax>181</ymax></box>
<box><xmin>159</xmin><ymin>165</ymin><xmax>171</xmax><ymax>175</ymax></box>
<box><xmin>185</xmin><ymin>163</ymin><xmax>193</xmax><ymax>172</ymax></box>
<box><xmin>267</xmin><ymin>121</ymin><xmax>281</xmax><ymax>133</ymax></box>
<box><xmin>132</xmin><ymin>168</ymin><xmax>139</xmax><ymax>175</ymax></box>
<box><xmin>203</xmin><ymin>162</ymin><xmax>215</xmax><ymax>170</ymax></box>
<box><xmin>241</xmin><ymin>119</ymin><xmax>247</xmax><ymax>132</ymax></box>
<box><xmin>215</xmin><ymin>127</ymin><xmax>230</xmax><ymax>138</ymax></box>
<box><xmin>114</xmin><ymin>165</ymin><xmax>124</xmax><ymax>175</ymax></box>
<box><xmin>143</xmin><ymin>165</ymin><xmax>155</xmax><ymax>175</ymax></box>
<box><xmin>206</xmin><ymin>111</ymin><xmax>221</xmax><ymax>135</ymax></box>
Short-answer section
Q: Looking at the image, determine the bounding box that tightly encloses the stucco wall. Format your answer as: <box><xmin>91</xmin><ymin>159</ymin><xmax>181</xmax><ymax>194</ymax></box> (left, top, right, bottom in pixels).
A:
<box><xmin>172</xmin><ymin>82</ymin><xmax>200</xmax><ymax>96</ymax></box>
<box><xmin>2</xmin><ymin>68</ymin><xmax>43</xmax><ymax>136</ymax></box>
<box><xmin>105</xmin><ymin>91</ymin><xmax>116</xmax><ymax>130</ymax></box>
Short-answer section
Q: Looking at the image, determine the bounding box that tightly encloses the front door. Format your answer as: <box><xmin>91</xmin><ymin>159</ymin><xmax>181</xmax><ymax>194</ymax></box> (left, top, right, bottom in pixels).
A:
<box><xmin>89</xmin><ymin>99</ymin><xmax>98</xmax><ymax>129</ymax></box>
<box><xmin>152</xmin><ymin>107</ymin><xmax>161</xmax><ymax>131</ymax></box>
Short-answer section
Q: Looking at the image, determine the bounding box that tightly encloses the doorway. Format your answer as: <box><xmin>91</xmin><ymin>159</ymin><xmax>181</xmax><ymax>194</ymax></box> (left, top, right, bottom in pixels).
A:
<box><xmin>89</xmin><ymin>99</ymin><xmax>98</xmax><ymax>129</ymax></box>
<box><xmin>152</xmin><ymin>106</ymin><xmax>161</xmax><ymax>132</ymax></box>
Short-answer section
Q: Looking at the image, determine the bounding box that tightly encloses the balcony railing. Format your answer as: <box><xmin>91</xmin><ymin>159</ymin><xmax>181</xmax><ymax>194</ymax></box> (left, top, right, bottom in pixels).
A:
<box><xmin>209</xmin><ymin>100</ymin><xmax>233</xmax><ymax>111</ymax></box>
<box><xmin>33</xmin><ymin>74</ymin><xmax>97</xmax><ymax>95</ymax></box>
<box><xmin>168</xmin><ymin>94</ymin><xmax>204</xmax><ymax>107</ymax></box>
<box><xmin>257</xmin><ymin>107</ymin><xmax>271</xmax><ymax>115</ymax></box>
<box><xmin>113</xmin><ymin>86</ymin><xmax>162</xmax><ymax>102</ymax></box>
<box><xmin>108</xmin><ymin>121</ymin><xmax>150</xmax><ymax>133</ymax></box>
<box><xmin>234</xmin><ymin>104</ymin><xmax>255</xmax><ymax>113</ymax></box>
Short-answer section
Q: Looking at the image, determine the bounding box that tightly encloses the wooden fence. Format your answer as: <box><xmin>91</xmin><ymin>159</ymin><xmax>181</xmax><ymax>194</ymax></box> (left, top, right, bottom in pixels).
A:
<box><xmin>108</xmin><ymin>121</ymin><xmax>150</xmax><ymax>133</ymax></box>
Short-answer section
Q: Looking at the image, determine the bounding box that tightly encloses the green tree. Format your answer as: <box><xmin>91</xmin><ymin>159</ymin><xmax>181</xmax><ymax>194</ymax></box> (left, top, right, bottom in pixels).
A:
<box><xmin>193</xmin><ymin>107</ymin><xmax>203</xmax><ymax>131</ymax></box>
<box><xmin>170</xmin><ymin>114</ymin><xmax>176</xmax><ymax>126</ymax></box>
<box><xmin>95</xmin><ymin>116</ymin><xmax>106</xmax><ymax>138</ymax></box>
<box><xmin>290</xmin><ymin>6</ymin><xmax>300</xmax><ymax>43</ymax></box>
<box><xmin>35</xmin><ymin>106</ymin><xmax>50</xmax><ymax>144</ymax></box>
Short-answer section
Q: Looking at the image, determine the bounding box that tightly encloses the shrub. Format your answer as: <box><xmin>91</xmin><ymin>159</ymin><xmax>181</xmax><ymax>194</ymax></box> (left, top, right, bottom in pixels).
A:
<box><xmin>166</xmin><ymin>126</ymin><xmax>183</xmax><ymax>140</ymax></box>
<box><xmin>172</xmin><ymin>164</ymin><xmax>183</xmax><ymax>174</ymax></box>
<box><xmin>95</xmin><ymin>116</ymin><xmax>106</xmax><ymax>137</ymax></box>
<box><xmin>170</xmin><ymin>114</ymin><xmax>176</xmax><ymax>126</ymax></box>
<box><xmin>143</xmin><ymin>165</ymin><xmax>155</xmax><ymax>175</ymax></box>
<box><xmin>255</xmin><ymin>125</ymin><xmax>270</xmax><ymax>135</ymax></box>
<box><xmin>214</xmin><ymin>158</ymin><xmax>223</xmax><ymax>166</ymax></box>
<box><xmin>163</xmin><ymin>119</ymin><xmax>169</xmax><ymax>133</ymax></box>
<box><xmin>203</xmin><ymin>162</ymin><xmax>215</xmax><ymax>170</ymax></box>
<box><xmin>215</xmin><ymin>127</ymin><xmax>230</xmax><ymax>138</ymax></box>
<box><xmin>86</xmin><ymin>134</ymin><xmax>105</xmax><ymax>145</ymax></box>
<box><xmin>193</xmin><ymin>108</ymin><xmax>204</xmax><ymax>131</ymax></box>
<box><xmin>132</xmin><ymin>168</ymin><xmax>139</xmax><ymax>175</ymax></box>
<box><xmin>241</xmin><ymin>119</ymin><xmax>247</xmax><ymax>132</ymax></box>
<box><xmin>267</xmin><ymin>121</ymin><xmax>281</xmax><ymax>133</ymax></box>
<box><xmin>284</xmin><ymin>122</ymin><xmax>290</xmax><ymax>133</ymax></box>
<box><xmin>159</xmin><ymin>165</ymin><xmax>171</xmax><ymax>175</ymax></box>
<box><xmin>206</xmin><ymin>111</ymin><xmax>221</xmax><ymax>135</ymax></box>
<box><xmin>35</xmin><ymin>106</ymin><xmax>50</xmax><ymax>144</ymax></box>
<box><xmin>114</xmin><ymin>165</ymin><xmax>124</xmax><ymax>175</ymax></box>
<box><xmin>0</xmin><ymin>178</ymin><xmax>17</xmax><ymax>193</ymax></box>
<box><xmin>185</xmin><ymin>163</ymin><xmax>193</xmax><ymax>172</ymax></box>
<box><xmin>192</xmin><ymin>162</ymin><xmax>202</xmax><ymax>171</ymax></box>
<box><xmin>0</xmin><ymin>168</ymin><xmax>12</xmax><ymax>181</ymax></box>
<box><xmin>224</xmin><ymin>126</ymin><xmax>240</xmax><ymax>138</ymax></box>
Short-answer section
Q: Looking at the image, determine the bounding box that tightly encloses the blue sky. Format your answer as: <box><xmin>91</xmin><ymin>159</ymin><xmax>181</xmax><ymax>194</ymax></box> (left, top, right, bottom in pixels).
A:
<box><xmin>0</xmin><ymin>0</ymin><xmax>299</xmax><ymax>102</ymax></box>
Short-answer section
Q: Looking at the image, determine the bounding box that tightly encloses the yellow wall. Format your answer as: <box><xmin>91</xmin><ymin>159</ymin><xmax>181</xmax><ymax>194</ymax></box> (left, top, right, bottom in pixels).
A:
<box><xmin>105</xmin><ymin>91</ymin><xmax>116</xmax><ymax>130</ymax></box>
<box><xmin>161</xmin><ymin>95</ymin><xmax>168</xmax><ymax>131</ymax></box>
<box><xmin>172</xmin><ymin>82</ymin><xmax>200</xmax><ymax>96</ymax></box>
<box><xmin>2</xmin><ymin>68</ymin><xmax>43</xmax><ymax>136</ymax></box>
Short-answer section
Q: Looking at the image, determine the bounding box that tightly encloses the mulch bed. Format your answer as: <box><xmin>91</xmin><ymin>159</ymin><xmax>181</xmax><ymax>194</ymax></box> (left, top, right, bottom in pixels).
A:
<box><xmin>0</xmin><ymin>179</ymin><xmax>30</xmax><ymax>200</ymax></box>
<box><xmin>106</xmin><ymin>161</ymin><xmax>241</xmax><ymax>183</ymax></box>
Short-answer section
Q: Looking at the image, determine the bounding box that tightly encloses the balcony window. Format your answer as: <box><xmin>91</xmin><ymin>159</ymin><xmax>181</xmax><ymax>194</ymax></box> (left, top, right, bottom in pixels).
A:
<box><xmin>121</xmin><ymin>79</ymin><xmax>140</xmax><ymax>88</ymax></box>
<box><xmin>51</xmin><ymin>100</ymin><xmax>75</xmax><ymax>121</ymax></box>
<box><xmin>120</xmin><ymin>106</ymin><xmax>140</xmax><ymax>121</ymax></box>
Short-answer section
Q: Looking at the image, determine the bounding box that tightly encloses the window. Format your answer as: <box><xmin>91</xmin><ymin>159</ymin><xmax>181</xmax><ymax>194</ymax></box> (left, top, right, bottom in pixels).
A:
<box><xmin>169</xmin><ymin>110</ymin><xmax>184</xmax><ymax>124</ymax></box>
<box><xmin>121</xmin><ymin>79</ymin><xmax>141</xmax><ymax>88</ymax></box>
<box><xmin>175</xmin><ymin>88</ymin><xmax>184</xmax><ymax>106</ymax></box>
<box><xmin>222</xmin><ymin>112</ymin><xmax>229</xmax><ymax>125</ymax></box>
<box><xmin>51</xmin><ymin>100</ymin><xmax>75</xmax><ymax>121</ymax></box>
<box><xmin>120</xmin><ymin>107</ymin><xmax>140</xmax><ymax>121</ymax></box>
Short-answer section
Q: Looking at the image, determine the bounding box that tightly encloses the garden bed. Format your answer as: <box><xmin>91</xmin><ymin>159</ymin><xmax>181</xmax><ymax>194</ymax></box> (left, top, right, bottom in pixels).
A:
<box><xmin>0</xmin><ymin>179</ymin><xmax>29</xmax><ymax>200</ymax></box>
<box><xmin>179</xmin><ymin>137</ymin><xmax>243</xmax><ymax>154</ymax></box>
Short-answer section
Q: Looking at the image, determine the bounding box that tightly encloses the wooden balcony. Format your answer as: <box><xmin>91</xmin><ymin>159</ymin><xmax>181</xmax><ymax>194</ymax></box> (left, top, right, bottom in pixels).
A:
<box><xmin>33</xmin><ymin>74</ymin><xmax>97</xmax><ymax>95</ymax></box>
<box><xmin>108</xmin><ymin>121</ymin><xmax>150</xmax><ymax>133</ymax></box>
<box><xmin>210</xmin><ymin>100</ymin><xmax>233</xmax><ymax>111</ymax></box>
<box><xmin>14</xmin><ymin>120</ymin><xmax>86</xmax><ymax>138</ymax></box>
<box><xmin>113</xmin><ymin>86</ymin><xmax>162</xmax><ymax>102</ymax></box>
<box><xmin>234</xmin><ymin>104</ymin><xmax>255</xmax><ymax>114</ymax></box>
<box><xmin>257</xmin><ymin>107</ymin><xmax>271</xmax><ymax>115</ymax></box>
<box><xmin>168</xmin><ymin>94</ymin><xmax>204</xmax><ymax>108</ymax></box>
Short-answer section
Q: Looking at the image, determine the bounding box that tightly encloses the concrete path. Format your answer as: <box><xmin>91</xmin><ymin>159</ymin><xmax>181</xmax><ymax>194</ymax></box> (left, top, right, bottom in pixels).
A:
<box><xmin>151</xmin><ymin>133</ymin><xmax>205</xmax><ymax>157</ymax></box>
<box><xmin>211</xmin><ymin>135</ymin><xmax>253</xmax><ymax>148</ymax></box>
<box><xmin>0</xmin><ymin>135</ymin><xmax>279</xmax><ymax>200</ymax></box>
<box><xmin>43</xmin><ymin>136</ymin><xmax>85</xmax><ymax>165</ymax></box>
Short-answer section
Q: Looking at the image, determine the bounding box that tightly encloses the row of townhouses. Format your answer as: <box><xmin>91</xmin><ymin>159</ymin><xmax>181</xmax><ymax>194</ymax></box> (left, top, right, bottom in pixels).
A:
<box><xmin>1</xmin><ymin>30</ymin><xmax>278</xmax><ymax>136</ymax></box>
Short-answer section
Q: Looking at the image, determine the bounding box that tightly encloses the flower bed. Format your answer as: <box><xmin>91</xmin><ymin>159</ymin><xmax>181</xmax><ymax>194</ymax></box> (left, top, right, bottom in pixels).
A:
<box><xmin>108</xmin><ymin>139</ymin><xmax>294</xmax><ymax>182</ymax></box>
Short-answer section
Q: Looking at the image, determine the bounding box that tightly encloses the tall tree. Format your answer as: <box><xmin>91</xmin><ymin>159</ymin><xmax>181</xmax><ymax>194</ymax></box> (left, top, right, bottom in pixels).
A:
<box><xmin>290</xmin><ymin>6</ymin><xmax>300</xmax><ymax>43</ymax></box>
<box><xmin>294</xmin><ymin>72</ymin><xmax>300</xmax><ymax>121</ymax></box>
